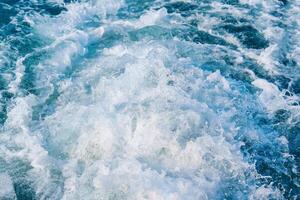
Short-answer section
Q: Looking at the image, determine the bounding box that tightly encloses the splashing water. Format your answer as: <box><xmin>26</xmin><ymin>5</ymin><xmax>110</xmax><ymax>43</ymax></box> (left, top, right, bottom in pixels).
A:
<box><xmin>0</xmin><ymin>0</ymin><xmax>299</xmax><ymax>199</ymax></box>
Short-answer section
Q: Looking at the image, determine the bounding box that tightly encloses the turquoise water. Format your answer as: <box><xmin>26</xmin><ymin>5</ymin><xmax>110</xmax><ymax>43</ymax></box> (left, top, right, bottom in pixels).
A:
<box><xmin>0</xmin><ymin>0</ymin><xmax>299</xmax><ymax>199</ymax></box>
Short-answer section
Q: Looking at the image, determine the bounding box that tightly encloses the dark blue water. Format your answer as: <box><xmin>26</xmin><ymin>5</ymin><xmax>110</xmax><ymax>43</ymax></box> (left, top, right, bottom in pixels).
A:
<box><xmin>0</xmin><ymin>0</ymin><xmax>299</xmax><ymax>199</ymax></box>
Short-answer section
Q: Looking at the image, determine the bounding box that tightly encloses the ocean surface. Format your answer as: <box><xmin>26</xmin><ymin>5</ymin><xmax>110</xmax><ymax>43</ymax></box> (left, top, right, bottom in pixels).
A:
<box><xmin>0</xmin><ymin>0</ymin><xmax>299</xmax><ymax>199</ymax></box>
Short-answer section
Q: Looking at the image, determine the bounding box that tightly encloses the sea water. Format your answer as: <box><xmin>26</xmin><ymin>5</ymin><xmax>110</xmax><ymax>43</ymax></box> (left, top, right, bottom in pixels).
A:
<box><xmin>0</xmin><ymin>0</ymin><xmax>299</xmax><ymax>199</ymax></box>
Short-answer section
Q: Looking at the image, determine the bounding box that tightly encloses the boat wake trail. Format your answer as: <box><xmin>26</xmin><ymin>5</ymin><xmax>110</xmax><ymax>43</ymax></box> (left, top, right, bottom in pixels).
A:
<box><xmin>0</xmin><ymin>0</ymin><xmax>299</xmax><ymax>199</ymax></box>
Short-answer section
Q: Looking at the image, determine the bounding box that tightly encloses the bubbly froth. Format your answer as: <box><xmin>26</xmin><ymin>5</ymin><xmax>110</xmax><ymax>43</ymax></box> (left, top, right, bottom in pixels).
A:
<box><xmin>0</xmin><ymin>0</ymin><xmax>299</xmax><ymax>199</ymax></box>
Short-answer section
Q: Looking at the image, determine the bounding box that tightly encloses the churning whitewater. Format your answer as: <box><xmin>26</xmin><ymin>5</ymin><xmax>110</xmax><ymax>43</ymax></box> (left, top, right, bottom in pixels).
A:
<box><xmin>0</xmin><ymin>0</ymin><xmax>299</xmax><ymax>199</ymax></box>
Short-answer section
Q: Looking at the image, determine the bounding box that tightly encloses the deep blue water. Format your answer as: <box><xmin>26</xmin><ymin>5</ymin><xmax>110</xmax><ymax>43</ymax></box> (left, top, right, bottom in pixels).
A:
<box><xmin>0</xmin><ymin>0</ymin><xmax>299</xmax><ymax>199</ymax></box>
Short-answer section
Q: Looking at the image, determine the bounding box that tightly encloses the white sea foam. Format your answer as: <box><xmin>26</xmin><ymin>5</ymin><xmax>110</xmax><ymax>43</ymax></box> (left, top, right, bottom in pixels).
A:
<box><xmin>0</xmin><ymin>173</ymin><xmax>16</xmax><ymax>199</ymax></box>
<box><xmin>0</xmin><ymin>0</ymin><xmax>297</xmax><ymax>199</ymax></box>
<box><xmin>46</xmin><ymin>41</ymin><xmax>252</xmax><ymax>199</ymax></box>
<box><xmin>252</xmin><ymin>79</ymin><xmax>286</xmax><ymax>113</ymax></box>
<box><xmin>2</xmin><ymin>38</ymin><xmax>279</xmax><ymax>199</ymax></box>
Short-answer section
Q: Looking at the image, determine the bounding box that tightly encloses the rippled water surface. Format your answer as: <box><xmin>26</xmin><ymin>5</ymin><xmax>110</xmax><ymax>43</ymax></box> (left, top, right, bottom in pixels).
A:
<box><xmin>0</xmin><ymin>0</ymin><xmax>299</xmax><ymax>199</ymax></box>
